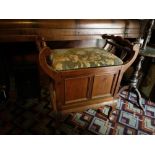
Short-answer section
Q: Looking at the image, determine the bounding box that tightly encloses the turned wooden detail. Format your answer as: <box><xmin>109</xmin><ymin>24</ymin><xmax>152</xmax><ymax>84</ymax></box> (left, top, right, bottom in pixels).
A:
<box><xmin>119</xmin><ymin>55</ymin><xmax>145</xmax><ymax>111</ymax></box>
<box><xmin>130</xmin><ymin>56</ymin><xmax>144</xmax><ymax>88</ymax></box>
<box><xmin>141</xmin><ymin>20</ymin><xmax>154</xmax><ymax>50</ymax></box>
<box><xmin>37</xmin><ymin>34</ymin><xmax>139</xmax><ymax>118</ymax></box>
<box><xmin>119</xmin><ymin>19</ymin><xmax>155</xmax><ymax>112</ymax></box>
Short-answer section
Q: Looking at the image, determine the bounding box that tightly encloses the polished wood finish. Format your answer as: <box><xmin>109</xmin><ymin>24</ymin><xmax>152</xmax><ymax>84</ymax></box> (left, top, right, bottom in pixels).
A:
<box><xmin>37</xmin><ymin>34</ymin><xmax>140</xmax><ymax>117</ymax></box>
<box><xmin>65</xmin><ymin>76</ymin><xmax>89</xmax><ymax>103</ymax></box>
<box><xmin>92</xmin><ymin>74</ymin><xmax>114</xmax><ymax>98</ymax></box>
<box><xmin>0</xmin><ymin>19</ymin><xmax>141</xmax><ymax>42</ymax></box>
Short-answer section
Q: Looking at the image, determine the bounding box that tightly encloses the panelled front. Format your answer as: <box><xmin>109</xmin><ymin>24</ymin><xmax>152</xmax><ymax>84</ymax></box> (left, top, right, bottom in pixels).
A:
<box><xmin>65</xmin><ymin>76</ymin><xmax>89</xmax><ymax>104</ymax></box>
<box><xmin>63</xmin><ymin>70</ymin><xmax>120</xmax><ymax>105</ymax></box>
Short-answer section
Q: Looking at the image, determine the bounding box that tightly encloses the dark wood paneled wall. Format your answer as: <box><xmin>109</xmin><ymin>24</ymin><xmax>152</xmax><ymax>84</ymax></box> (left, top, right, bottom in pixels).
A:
<box><xmin>0</xmin><ymin>19</ymin><xmax>142</xmax><ymax>42</ymax></box>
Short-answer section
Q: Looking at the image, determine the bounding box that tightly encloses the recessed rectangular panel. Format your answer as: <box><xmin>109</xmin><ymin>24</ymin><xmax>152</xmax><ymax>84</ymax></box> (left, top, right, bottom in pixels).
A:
<box><xmin>65</xmin><ymin>77</ymin><xmax>89</xmax><ymax>104</ymax></box>
<box><xmin>92</xmin><ymin>74</ymin><xmax>114</xmax><ymax>98</ymax></box>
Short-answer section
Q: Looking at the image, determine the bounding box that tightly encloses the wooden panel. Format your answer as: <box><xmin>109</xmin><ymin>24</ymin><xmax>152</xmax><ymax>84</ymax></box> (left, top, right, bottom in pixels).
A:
<box><xmin>92</xmin><ymin>74</ymin><xmax>114</xmax><ymax>98</ymax></box>
<box><xmin>0</xmin><ymin>35</ymin><xmax>37</xmax><ymax>42</ymax></box>
<box><xmin>0</xmin><ymin>28</ymin><xmax>137</xmax><ymax>36</ymax></box>
<box><xmin>77</xmin><ymin>20</ymin><xmax>140</xmax><ymax>29</ymax></box>
<box><xmin>75</xmin><ymin>29</ymin><xmax>125</xmax><ymax>35</ymax></box>
<box><xmin>47</xmin><ymin>40</ymin><xmax>106</xmax><ymax>49</ymax></box>
<box><xmin>65</xmin><ymin>76</ymin><xmax>89</xmax><ymax>104</ymax></box>
<box><xmin>0</xmin><ymin>19</ymin><xmax>140</xmax><ymax>29</ymax></box>
<box><xmin>77</xmin><ymin>19</ymin><xmax>126</xmax><ymax>29</ymax></box>
<box><xmin>0</xmin><ymin>19</ymin><xmax>141</xmax><ymax>42</ymax></box>
<box><xmin>0</xmin><ymin>19</ymin><xmax>76</xmax><ymax>29</ymax></box>
<box><xmin>0</xmin><ymin>28</ymin><xmax>76</xmax><ymax>36</ymax></box>
<box><xmin>0</xmin><ymin>33</ymin><xmax>140</xmax><ymax>42</ymax></box>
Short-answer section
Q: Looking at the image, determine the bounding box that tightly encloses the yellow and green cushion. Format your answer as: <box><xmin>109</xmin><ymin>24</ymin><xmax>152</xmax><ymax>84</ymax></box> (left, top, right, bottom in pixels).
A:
<box><xmin>50</xmin><ymin>47</ymin><xmax>123</xmax><ymax>71</ymax></box>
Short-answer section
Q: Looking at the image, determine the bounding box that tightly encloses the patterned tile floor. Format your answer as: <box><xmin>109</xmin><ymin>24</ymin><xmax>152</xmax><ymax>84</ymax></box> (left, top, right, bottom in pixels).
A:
<box><xmin>0</xmin><ymin>89</ymin><xmax>155</xmax><ymax>135</ymax></box>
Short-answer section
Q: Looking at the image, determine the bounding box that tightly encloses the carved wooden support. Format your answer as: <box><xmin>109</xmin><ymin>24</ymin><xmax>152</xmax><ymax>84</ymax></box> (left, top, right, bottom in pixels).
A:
<box><xmin>130</xmin><ymin>55</ymin><xmax>144</xmax><ymax>87</ymax></box>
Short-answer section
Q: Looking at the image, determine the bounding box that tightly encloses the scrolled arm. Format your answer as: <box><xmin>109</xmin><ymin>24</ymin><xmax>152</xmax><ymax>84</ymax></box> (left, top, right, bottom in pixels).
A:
<box><xmin>36</xmin><ymin>36</ymin><xmax>47</xmax><ymax>51</ymax></box>
<box><xmin>122</xmin><ymin>43</ymin><xmax>140</xmax><ymax>72</ymax></box>
<box><xmin>102</xmin><ymin>34</ymin><xmax>140</xmax><ymax>72</ymax></box>
<box><xmin>36</xmin><ymin>36</ymin><xmax>59</xmax><ymax>80</ymax></box>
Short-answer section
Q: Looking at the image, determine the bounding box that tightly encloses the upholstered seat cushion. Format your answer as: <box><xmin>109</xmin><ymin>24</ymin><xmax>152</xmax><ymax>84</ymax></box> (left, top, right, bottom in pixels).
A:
<box><xmin>50</xmin><ymin>47</ymin><xmax>123</xmax><ymax>71</ymax></box>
